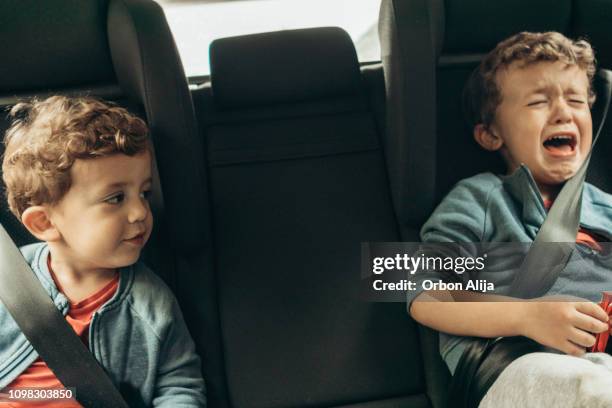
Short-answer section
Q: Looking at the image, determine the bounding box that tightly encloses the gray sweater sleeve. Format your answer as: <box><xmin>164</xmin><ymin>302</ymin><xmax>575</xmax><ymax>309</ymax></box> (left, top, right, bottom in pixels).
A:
<box><xmin>151</xmin><ymin>296</ymin><xmax>206</xmax><ymax>407</ymax></box>
<box><xmin>407</xmin><ymin>173</ymin><xmax>498</xmax><ymax>307</ymax></box>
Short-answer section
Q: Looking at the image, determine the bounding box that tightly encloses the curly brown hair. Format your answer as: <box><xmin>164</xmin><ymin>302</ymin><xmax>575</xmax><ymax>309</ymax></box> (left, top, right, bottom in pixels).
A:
<box><xmin>2</xmin><ymin>96</ymin><xmax>149</xmax><ymax>218</ymax></box>
<box><xmin>464</xmin><ymin>31</ymin><xmax>597</xmax><ymax>129</ymax></box>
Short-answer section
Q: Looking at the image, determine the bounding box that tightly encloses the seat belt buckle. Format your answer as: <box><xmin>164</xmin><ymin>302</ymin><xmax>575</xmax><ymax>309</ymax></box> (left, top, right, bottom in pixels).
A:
<box><xmin>589</xmin><ymin>291</ymin><xmax>612</xmax><ymax>353</ymax></box>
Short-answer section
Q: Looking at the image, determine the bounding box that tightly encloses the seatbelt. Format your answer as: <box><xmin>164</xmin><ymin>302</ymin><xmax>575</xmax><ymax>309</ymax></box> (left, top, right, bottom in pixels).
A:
<box><xmin>510</xmin><ymin>69</ymin><xmax>612</xmax><ymax>298</ymax></box>
<box><xmin>0</xmin><ymin>224</ymin><xmax>129</xmax><ymax>408</ymax></box>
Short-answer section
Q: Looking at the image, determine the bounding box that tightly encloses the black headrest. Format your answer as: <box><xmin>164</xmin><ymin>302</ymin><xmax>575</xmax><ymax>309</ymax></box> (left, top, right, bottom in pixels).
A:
<box><xmin>0</xmin><ymin>0</ymin><xmax>115</xmax><ymax>92</ymax></box>
<box><xmin>443</xmin><ymin>0</ymin><xmax>571</xmax><ymax>54</ymax></box>
<box><xmin>210</xmin><ymin>27</ymin><xmax>363</xmax><ymax>110</ymax></box>
<box><xmin>573</xmin><ymin>0</ymin><xmax>612</xmax><ymax>69</ymax></box>
<box><xmin>422</xmin><ymin>0</ymin><xmax>612</xmax><ymax>69</ymax></box>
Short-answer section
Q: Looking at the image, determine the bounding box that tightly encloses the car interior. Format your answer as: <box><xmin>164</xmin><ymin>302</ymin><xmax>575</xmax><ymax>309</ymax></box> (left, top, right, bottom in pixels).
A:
<box><xmin>0</xmin><ymin>0</ymin><xmax>611</xmax><ymax>407</ymax></box>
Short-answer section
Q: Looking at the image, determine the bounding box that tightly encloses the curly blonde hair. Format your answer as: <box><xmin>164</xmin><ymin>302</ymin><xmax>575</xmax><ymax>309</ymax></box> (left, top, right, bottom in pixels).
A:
<box><xmin>2</xmin><ymin>96</ymin><xmax>149</xmax><ymax>218</ymax></box>
<box><xmin>465</xmin><ymin>31</ymin><xmax>597</xmax><ymax>129</ymax></box>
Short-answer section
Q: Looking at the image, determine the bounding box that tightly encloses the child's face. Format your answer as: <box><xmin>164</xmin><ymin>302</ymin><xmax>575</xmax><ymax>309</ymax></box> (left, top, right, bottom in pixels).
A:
<box><xmin>48</xmin><ymin>151</ymin><xmax>153</xmax><ymax>271</ymax></box>
<box><xmin>486</xmin><ymin>61</ymin><xmax>592</xmax><ymax>195</ymax></box>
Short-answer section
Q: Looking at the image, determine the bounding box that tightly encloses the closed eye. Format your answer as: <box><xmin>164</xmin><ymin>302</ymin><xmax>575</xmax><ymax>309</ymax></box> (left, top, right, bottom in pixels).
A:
<box><xmin>527</xmin><ymin>100</ymin><xmax>547</xmax><ymax>106</ymax></box>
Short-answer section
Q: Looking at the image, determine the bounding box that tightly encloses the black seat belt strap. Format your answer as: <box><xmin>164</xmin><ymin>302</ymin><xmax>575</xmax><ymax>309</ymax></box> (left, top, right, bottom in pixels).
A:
<box><xmin>0</xmin><ymin>224</ymin><xmax>129</xmax><ymax>408</ymax></box>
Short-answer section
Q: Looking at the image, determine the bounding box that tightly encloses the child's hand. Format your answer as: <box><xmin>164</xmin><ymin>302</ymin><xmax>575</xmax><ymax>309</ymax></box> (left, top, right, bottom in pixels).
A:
<box><xmin>521</xmin><ymin>297</ymin><xmax>610</xmax><ymax>356</ymax></box>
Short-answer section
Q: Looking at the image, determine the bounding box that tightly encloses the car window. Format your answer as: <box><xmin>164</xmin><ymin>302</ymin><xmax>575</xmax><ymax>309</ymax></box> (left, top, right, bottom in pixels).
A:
<box><xmin>156</xmin><ymin>0</ymin><xmax>382</xmax><ymax>77</ymax></box>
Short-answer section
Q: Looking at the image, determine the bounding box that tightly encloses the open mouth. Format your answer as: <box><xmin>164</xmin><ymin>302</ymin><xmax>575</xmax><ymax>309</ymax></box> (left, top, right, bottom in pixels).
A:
<box><xmin>543</xmin><ymin>133</ymin><xmax>577</xmax><ymax>156</ymax></box>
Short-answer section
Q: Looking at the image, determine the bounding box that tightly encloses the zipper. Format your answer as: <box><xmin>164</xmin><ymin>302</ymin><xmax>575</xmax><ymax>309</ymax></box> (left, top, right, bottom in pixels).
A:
<box><xmin>89</xmin><ymin>311</ymin><xmax>98</xmax><ymax>356</ymax></box>
<box><xmin>519</xmin><ymin>165</ymin><xmax>547</xmax><ymax>216</ymax></box>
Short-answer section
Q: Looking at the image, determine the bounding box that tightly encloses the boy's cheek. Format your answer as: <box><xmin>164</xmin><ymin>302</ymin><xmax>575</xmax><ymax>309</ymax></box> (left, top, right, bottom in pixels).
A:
<box><xmin>147</xmin><ymin>213</ymin><xmax>154</xmax><ymax>232</ymax></box>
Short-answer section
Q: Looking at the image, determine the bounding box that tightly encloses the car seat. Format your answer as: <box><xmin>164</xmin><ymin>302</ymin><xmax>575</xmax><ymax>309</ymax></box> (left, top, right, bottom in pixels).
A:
<box><xmin>191</xmin><ymin>27</ymin><xmax>433</xmax><ymax>407</ymax></box>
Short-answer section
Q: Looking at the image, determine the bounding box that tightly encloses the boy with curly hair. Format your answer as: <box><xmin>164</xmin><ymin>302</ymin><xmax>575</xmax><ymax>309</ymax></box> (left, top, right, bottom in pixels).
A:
<box><xmin>409</xmin><ymin>32</ymin><xmax>612</xmax><ymax>407</ymax></box>
<box><xmin>0</xmin><ymin>96</ymin><xmax>205</xmax><ymax>407</ymax></box>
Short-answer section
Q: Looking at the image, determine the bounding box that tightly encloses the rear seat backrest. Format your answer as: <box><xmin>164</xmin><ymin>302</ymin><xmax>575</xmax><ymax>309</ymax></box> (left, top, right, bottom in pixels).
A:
<box><xmin>194</xmin><ymin>27</ymin><xmax>429</xmax><ymax>408</ymax></box>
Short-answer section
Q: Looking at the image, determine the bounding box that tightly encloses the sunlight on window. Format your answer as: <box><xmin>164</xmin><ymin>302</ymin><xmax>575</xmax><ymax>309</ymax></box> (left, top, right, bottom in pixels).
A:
<box><xmin>157</xmin><ymin>0</ymin><xmax>381</xmax><ymax>77</ymax></box>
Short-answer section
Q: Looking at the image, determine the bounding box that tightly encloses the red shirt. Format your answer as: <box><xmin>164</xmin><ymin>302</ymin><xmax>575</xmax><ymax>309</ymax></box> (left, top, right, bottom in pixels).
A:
<box><xmin>0</xmin><ymin>267</ymin><xmax>119</xmax><ymax>408</ymax></box>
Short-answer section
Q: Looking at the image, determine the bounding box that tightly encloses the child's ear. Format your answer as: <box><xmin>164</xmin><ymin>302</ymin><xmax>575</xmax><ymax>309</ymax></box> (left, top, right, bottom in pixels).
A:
<box><xmin>21</xmin><ymin>206</ymin><xmax>61</xmax><ymax>242</ymax></box>
<box><xmin>474</xmin><ymin>123</ymin><xmax>504</xmax><ymax>151</ymax></box>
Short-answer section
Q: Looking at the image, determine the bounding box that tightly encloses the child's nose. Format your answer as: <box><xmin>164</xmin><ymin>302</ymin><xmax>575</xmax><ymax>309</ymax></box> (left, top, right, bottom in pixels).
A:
<box><xmin>128</xmin><ymin>197</ymin><xmax>149</xmax><ymax>223</ymax></box>
<box><xmin>551</xmin><ymin>99</ymin><xmax>573</xmax><ymax>124</ymax></box>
